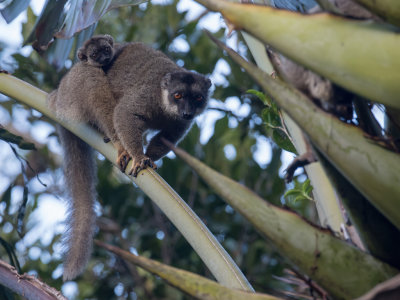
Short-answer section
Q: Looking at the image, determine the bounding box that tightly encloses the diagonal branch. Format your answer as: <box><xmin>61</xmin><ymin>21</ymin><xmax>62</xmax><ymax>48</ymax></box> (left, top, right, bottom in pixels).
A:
<box><xmin>0</xmin><ymin>260</ymin><xmax>66</xmax><ymax>300</ymax></box>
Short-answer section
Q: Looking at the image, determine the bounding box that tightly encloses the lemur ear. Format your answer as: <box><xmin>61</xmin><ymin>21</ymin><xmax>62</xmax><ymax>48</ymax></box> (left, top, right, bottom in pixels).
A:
<box><xmin>161</xmin><ymin>73</ymin><xmax>172</xmax><ymax>89</ymax></box>
<box><xmin>104</xmin><ymin>34</ymin><xmax>114</xmax><ymax>47</ymax></box>
<box><xmin>205</xmin><ymin>78</ymin><xmax>212</xmax><ymax>89</ymax></box>
<box><xmin>77</xmin><ymin>47</ymin><xmax>87</xmax><ymax>61</ymax></box>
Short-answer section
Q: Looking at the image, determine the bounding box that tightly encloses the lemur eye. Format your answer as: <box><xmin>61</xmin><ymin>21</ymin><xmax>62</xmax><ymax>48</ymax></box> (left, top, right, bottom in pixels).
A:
<box><xmin>196</xmin><ymin>95</ymin><xmax>204</xmax><ymax>101</ymax></box>
<box><xmin>174</xmin><ymin>93</ymin><xmax>183</xmax><ymax>100</ymax></box>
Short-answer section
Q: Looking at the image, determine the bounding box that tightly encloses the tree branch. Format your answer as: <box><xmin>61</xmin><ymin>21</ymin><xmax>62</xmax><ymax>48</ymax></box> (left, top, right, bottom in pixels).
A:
<box><xmin>0</xmin><ymin>260</ymin><xmax>66</xmax><ymax>300</ymax></box>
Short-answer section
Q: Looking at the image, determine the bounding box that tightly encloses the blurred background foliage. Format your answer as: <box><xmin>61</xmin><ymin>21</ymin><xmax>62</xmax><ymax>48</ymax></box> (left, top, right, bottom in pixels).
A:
<box><xmin>0</xmin><ymin>0</ymin><xmax>318</xmax><ymax>299</ymax></box>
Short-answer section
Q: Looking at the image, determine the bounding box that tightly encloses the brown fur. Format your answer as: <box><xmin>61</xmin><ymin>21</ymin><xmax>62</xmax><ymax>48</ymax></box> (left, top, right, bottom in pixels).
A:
<box><xmin>107</xmin><ymin>43</ymin><xmax>211</xmax><ymax>175</ymax></box>
<box><xmin>49</xmin><ymin>35</ymin><xmax>121</xmax><ymax>147</ymax></box>
<box><xmin>330</xmin><ymin>0</ymin><xmax>377</xmax><ymax>19</ymax></box>
<box><xmin>48</xmin><ymin>35</ymin><xmax>123</xmax><ymax>281</ymax></box>
<box><xmin>48</xmin><ymin>37</ymin><xmax>211</xmax><ymax>280</ymax></box>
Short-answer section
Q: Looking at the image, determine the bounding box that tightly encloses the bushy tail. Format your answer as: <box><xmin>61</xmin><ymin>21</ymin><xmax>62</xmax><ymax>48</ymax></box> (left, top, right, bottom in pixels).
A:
<box><xmin>58</xmin><ymin>125</ymin><xmax>97</xmax><ymax>281</ymax></box>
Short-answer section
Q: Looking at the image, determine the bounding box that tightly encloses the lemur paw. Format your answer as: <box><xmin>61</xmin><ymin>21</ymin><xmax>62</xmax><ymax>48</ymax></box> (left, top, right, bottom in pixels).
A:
<box><xmin>117</xmin><ymin>149</ymin><xmax>132</xmax><ymax>172</ymax></box>
<box><xmin>129</xmin><ymin>156</ymin><xmax>157</xmax><ymax>177</ymax></box>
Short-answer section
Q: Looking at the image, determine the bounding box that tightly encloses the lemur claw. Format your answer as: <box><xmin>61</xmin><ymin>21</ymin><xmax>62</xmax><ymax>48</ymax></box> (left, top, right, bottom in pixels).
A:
<box><xmin>129</xmin><ymin>157</ymin><xmax>157</xmax><ymax>177</ymax></box>
<box><xmin>117</xmin><ymin>150</ymin><xmax>131</xmax><ymax>172</ymax></box>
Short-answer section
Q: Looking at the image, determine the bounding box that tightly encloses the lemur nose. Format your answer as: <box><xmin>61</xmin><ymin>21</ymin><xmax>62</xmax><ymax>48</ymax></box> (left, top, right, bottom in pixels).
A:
<box><xmin>182</xmin><ymin>113</ymin><xmax>194</xmax><ymax>120</ymax></box>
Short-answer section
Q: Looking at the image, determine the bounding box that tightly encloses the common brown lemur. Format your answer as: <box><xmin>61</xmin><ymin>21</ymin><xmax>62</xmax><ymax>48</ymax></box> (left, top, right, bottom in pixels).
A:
<box><xmin>47</xmin><ymin>35</ymin><xmax>211</xmax><ymax>280</ymax></box>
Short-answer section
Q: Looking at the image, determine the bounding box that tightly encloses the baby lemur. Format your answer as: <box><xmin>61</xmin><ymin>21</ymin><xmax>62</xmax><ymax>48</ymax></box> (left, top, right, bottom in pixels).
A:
<box><xmin>48</xmin><ymin>34</ymin><xmax>122</xmax><ymax>150</ymax></box>
<box><xmin>48</xmin><ymin>35</ymin><xmax>211</xmax><ymax>281</ymax></box>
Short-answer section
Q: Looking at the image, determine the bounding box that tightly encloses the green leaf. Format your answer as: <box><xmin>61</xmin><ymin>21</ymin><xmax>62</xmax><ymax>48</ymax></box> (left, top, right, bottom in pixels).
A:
<box><xmin>0</xmin><ymin>127</ymin><xmax>36</xmax><ymax>150</ymax></box>
<box><xmin>294</xmin><ymin>195</ymin><xmax>305</xmax><ymax>203</ymax></box>
<box><xmin>283</xmin><ymin>189</ymin><xmax>301</xmax><ymax>198</ymax></box>
<box><xmin>272</xmin><ymin>130</ymin><xmax>296</xmax><ymax>154</ymax></box>
<box><xmin>271</xmin><ymin>102</ymin><xmax>279</xmax><ymax>115</ymax></box>
<box><xmin>285</xmin><ymin>180</ymin><xmax>313</xmax><ymax>204</ymax></box>
<box><xmin>302</xmin><ymin>179</ymin><xmax>313</xmax><ymax>195</ymax></box>
<box><xmin>246</xmin><ymin>89</ymin><xmax>271</xmax><ymax>106</ymax></box>
<box><xmin>262</xmin><ymin>107</ymin><xmax>281</xmax><ymax>128</ymax></box>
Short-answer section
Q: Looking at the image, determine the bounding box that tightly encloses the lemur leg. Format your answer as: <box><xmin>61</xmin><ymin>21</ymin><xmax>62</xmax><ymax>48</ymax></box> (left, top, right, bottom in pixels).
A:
<box><xmin>113</xmin><ymin>99</ymin><xmax>156</xmax><ymax>176</ymax></box>
<box><xmin>84</xmin><ymin>69</ymin><xmax>131</xmax><ymax>169</ymax></box>
<box><xmin>146</xmin><ymin>124</ymin><xmax>188</xmax><ymax>162</ymax></box>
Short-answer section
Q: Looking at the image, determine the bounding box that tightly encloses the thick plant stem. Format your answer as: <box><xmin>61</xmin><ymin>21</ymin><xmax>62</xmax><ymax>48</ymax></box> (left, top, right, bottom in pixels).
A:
<box><xmin>168</xmin><ymin>141</ymin><xmax>398</xmax><ymax>300</ymax></box>
<box><xmin>196</xmin><ymin>0</ymin><xmax>400</xmax><ymax>109</ymax></box>
<box><xmin>241</xmin><ymin>31</ymin><xmax>345</xmax><ymax>234</ymax></box>
<box><xmin>205</xmin><ymin>33</ymin><xmax>400</xmax><ymax>230</ymax></box>
<box><xmin>352</xmin><ymin>0</ymin><xmax>400</xmax><ymax>26</ymax></box>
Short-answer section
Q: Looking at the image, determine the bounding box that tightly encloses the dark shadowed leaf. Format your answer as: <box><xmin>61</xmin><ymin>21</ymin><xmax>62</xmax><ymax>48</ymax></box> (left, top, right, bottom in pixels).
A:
<box><xmin>262</xmin><ymin>107</ymin><xmax>280</xmax><ymax>128</ymax></box>
<box><xmin>56</xmin><ymin>0</ymin><xmax>144</xmax><ymax>39</ymax></box>
<box><xmin>109</xmin><ymin>0</ymin><xmax>146</xmax><ymax>9</ymax></box>
<box><xmin>55</xmin><ymin>0</ymin><xmax>111</xmax><ymax>39</ymax></box>
<box><xmin>25</xmin><ymin>0</ymin><xmax>67</xmax><ymax>47</ymax></box>
<box><xmin>0</xmin><ymin>127</ymin><xmax>36</xmax><ymax>150</ymax></box>
<box><xmin>1</xmin><ymin>185</ymin><xmax>12</xmax><ymax>208</ymax></box>
<box><xmin>272</xmin><ymin>130</ymin><xmax>296</xmax><ymax>154</ymax></box>
<box><xmin>247</xmin><ymin>89</ymin><xmax>271</xmax><ymax>106</ymax></box>
<box><xmin>44</xmin><ymin>24</ymin><xmax>97</xmax><ymax>69</ymax></box>
<box><xmin>0</xmin><ymin>0</ymin><xmax>30</xmax><ymax>23</ymax></box>
<box><xmin>43</xmin><ymin>37</ymin><xmax>74</xmax><ymax>70</ymax></box>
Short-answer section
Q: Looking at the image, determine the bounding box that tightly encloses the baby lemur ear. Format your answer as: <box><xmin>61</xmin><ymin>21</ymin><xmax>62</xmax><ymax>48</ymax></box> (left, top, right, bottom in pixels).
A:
<box><xmin>77</xmin><ymin>47</ymin><xmax>87</xmax><ymax>62</ymax></box>
<box><xmin>103</xmin><ymin>34</ymin><xmax>114</xmax><ymax>47</ymax></box>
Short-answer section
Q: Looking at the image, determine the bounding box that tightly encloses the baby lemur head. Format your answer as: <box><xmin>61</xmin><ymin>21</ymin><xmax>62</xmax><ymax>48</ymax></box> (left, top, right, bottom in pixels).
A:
<box><xmin>77</xmin><ymin>34</ymin><xmax>115</xmax><ymax>67</ymax></box>
<box><xmin>161</xmin><ymin>71</ymin><xmax>211</xmax><ymax>120</ymax></box>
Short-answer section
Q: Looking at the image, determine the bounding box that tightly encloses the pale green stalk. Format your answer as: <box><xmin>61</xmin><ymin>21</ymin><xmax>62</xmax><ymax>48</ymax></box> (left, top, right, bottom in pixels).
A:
<box><xmin>170</xmin><ymin>142</ymin><xmax>398</xmax><ymax>300</ymax></box>
<box><xmin>242</xmin><ymin>31</ymin><xmax>345</xmax><ymax>234</ymax></box>
<box><xmin>205</xmin><ymin>34</ymin><xmax>400</xmax><ymax>230</ymax></box>
<box><xmin>352</xmin><ymin>0</ymin><xmax>400</xmax><ymax>26</ymax></box>
<box><xmin>98</xmin><ymin>241</ymin><xmax>281</xmax><ymax>300</ymax></box>
<box><xmin>195</xmin><ymin>0</ymin><xmax>400</xmax><ymax>109</ymax></box>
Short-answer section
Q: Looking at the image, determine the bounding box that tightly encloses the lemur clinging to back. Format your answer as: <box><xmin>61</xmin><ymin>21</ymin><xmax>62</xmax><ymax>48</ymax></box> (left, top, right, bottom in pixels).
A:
<box><xmin>48</xmin><ymin>34</ymin><xmax>211</xmax><ymax>280</ymax></box>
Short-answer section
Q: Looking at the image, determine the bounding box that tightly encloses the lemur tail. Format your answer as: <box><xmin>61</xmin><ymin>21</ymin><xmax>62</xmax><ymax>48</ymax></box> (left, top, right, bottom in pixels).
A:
<box><xmin>58</xmin><ymin>126</ymin><xmax>97</xmax><ymax>281</ymax></box>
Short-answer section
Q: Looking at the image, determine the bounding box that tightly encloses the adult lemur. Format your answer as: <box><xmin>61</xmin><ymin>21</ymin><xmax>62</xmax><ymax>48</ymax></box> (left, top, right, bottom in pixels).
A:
<box><xmin>48</xmin><ymin>35</ymin><xmax>211</xmax><ymax>280</ymax></box>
